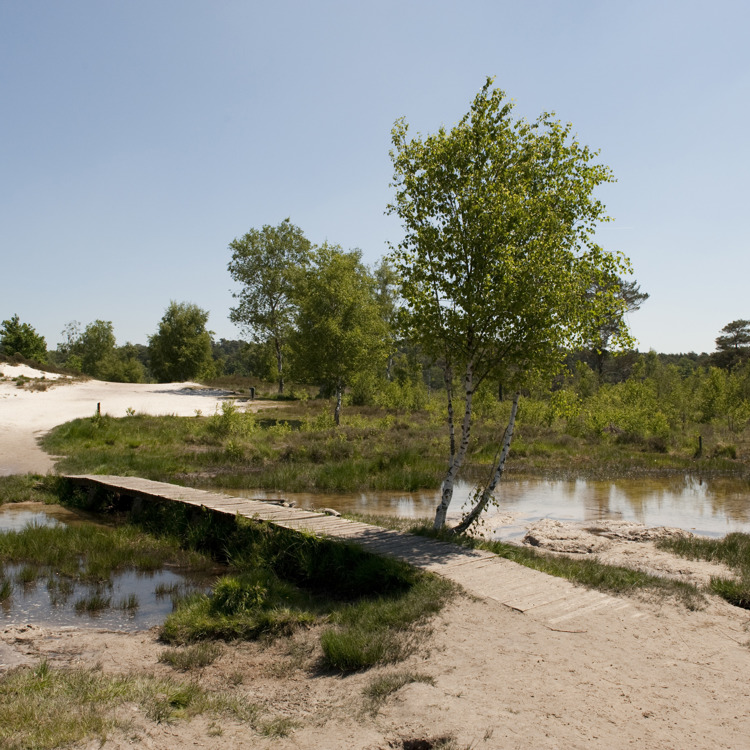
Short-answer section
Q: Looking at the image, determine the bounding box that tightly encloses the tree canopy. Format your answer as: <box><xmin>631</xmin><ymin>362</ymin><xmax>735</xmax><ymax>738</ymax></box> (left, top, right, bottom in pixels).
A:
<box><xmin>0</xmin><ymin>314</ymin><xmax>47</xmax><ymax>362</ymax></box>
<box><xmin>586</xmin><ymin>276</ymin><xmax>649</xmax><ymax>377</ymax></box>
<box><xmin>53</xmin><ymin>320</ymin><xmax>145</xmax><ymax>382</ymax></box>
<box><xmin>713</xmin><ymin>319</ymin><xmax>750</xmax><ymax>370</ymax></box>
<box><xmin>228</xmin><ymin>219</ymin><xmax>311</xmax><ymax>394</ymax></box>
<box><xmin>149</xmin><ymin>301</ymin><xmax>214</xmax><ymax>383</ymax></box>
<box><xmin>388</xmin><ymin>78</ymin><xmax>631</xmax><ymax>530</ymax></box>
<box><xmin>290</xmin><ymin>243</ymin><xmax>388</xmax><ymax>424</ymax></box>
<box><xmin>76</xmin><ymin>320</ymin><xmax>116</xmax><ymax>378</ymax></box>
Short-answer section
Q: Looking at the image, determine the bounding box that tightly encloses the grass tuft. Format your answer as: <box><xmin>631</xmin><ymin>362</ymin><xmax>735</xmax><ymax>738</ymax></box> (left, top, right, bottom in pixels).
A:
<box><xmin>320</xmin><ymin>575</ymin><xmax>454</xmax><ymax>672</ymax></box>
<box><xmin>0</xmin><ymin>474</ymin><xmax>62</xmax><ymax>505</ymax></box>
<box><xmin>363</xmin><ymin>670</ymin><xmax>435</xmax><ymax>713</ymax></box>
<box><xmin>73</xmin><ymin>591</ymin><xmax>111</xmax><ymax>613</ymax></box>
<box><xmin>160</xmin><ymin>571</ymin><xmax>318</xmax><ymax>644</ymax></box>
<box><xmin>159</xmin><ymin>642</ymin><xmax>224</xmax><ymax>671</ymax></box>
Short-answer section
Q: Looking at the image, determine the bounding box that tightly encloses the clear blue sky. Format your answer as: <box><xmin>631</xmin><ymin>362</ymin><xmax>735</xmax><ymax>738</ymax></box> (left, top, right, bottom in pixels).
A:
<box><xmin>2</xmin><ymin>0</ymin><xmax>748</xmax><ymax>354</ymax></box>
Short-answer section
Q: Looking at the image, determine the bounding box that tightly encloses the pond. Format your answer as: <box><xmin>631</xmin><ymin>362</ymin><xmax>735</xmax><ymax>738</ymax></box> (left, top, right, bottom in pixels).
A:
<box><xmin>0</xmin><ymin>503</ymin><xmax>213</xmax><ymax>631</ymax></box>
<box><xmin>229</xmin><ymin>474</ymin><xmax>750</xmax><ymax>540</ymax></box>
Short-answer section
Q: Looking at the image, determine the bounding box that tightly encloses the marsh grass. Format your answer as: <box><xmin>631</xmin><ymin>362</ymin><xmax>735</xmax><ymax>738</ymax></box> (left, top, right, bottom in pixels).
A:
<box><xmin>42</xmin><ymin>406</ymin><xmax>448</xmax><ymax>492</ymax></box>
<box><xmin>0</xmin><ymin>522</ymin><xmax>212</xmax><ymax>587</ymax></box>
<box><xmin>160</xmin><ymin>574</ymin><xmax>318</xmax><ymax>644</ymax></box>
<box><xmin>46</xmin><ymin>576</ymin><xmax>74</xmax><ymax>606</ymax></box>
<box><xmin>68</xmin><ymin>492</ymin><xmax>453</xmax><ymax>671</ymax></box>
<box><xmin>73</xmin><ymin>591</ymin><xmax>111</xmax><ymax>613</ymax></box>
<box><xmin>92</xmin><ymin>496</ymin><xmax>454</xmax><ymax>672</ymax></box>
<box><xmin>155</xmin><ymin>581</ymin><xmax>184</xmax><ymax>598</ymax></box>
<box><xmin>0</xmin><ymin>474</ymin><xmax>61</xmax><ymax>505</ymax></box>
<box><xmin>41</xmin><ymin>396</ymin><xmax>750</xmax><ymax>498</ymax></box>
<box><xmin>0</xmin><ymin>659</ymin><xmax>263</xmax><ymax>750</ymax></box>
<box><xmin>14</xmin><ymin>564</ymin><xmax>38</xmax><ymax>586</ymax></box>
<box><xmin>117</xmin><ymin>592</ymin><xmax>139</xmax><ymax>611</ymax></box>
<box><xmin>656</xmin><ymin>532</ymin><xmax>750</xmax><ymax>608</ymax></box>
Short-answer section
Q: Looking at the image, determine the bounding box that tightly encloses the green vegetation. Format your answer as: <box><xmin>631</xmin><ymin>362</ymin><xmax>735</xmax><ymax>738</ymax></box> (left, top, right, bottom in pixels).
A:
<box><xmin>41</xmin><ymin>363</ymin><xmax>750</xmax><ymax>494</ymax></box>
<box><xmin>0</xmin><ymin>474</ymin><xmax>60</xmax><ymax>505</ymax></box>
<box><xmin>57</xmin><ymin>482</ymin><xmax>455</xmax><ymax>672</ymax></box>
<box><xmin>657</xmin><ymin>532</ymin><xmax>750</xmax><ymax>609</ymax></box>
<box><xmin>228</xmin><ymin>218</ymin><xmax>312</xmax><ymax>395</ymax></box>
<box><xmin>321</xmin><ymin>574</ymin><xmax>451</xmax><ymax>671</ymax></box>
<box><xmin>42</xmin><ymin>402</ymin><xmax>448</xmax><ymax>491</ymax></box>
<box><xmin>53</xmin><ymin>319</ymin><xmax>146</xmax><ymax>382</ymax></box>
<box><xmin>73</xmin><ymin>591</ymin><xmax>111</xmax><ymax>613</ymax></box>
<box><xmin>0</xmin><ymin>659</ymin><xmax>265</xmax><ymax>750</ymax></box>
<box><xmin>407</xmin><ymin>522</ymin><xmax>706</xmax><ymax>609</ymax></box>
<box><xmin>0</xmin><ymin>314</ymin><xmax>47</xmax><ymax>362</ymax></box>
<box><xmin>290</xmin><ymin>243</ymin><xmax>389</xmax><ymax>425</ymax></box>
<box><xmin>160</xmin><ymin>570</ymin><xmax>319</xmax><ymax>643</ymax></box>
<box><xmin>159</xmin><ymin>642</ymin><xmax>224</xmax><ymax>671</ymax></box>
<box><xmin>0</xmin><ymin>522</ymin><xmax>211</xmax><ymax>583</ymax></box>
<box><xmin>388</xmin><ymin>76</ymin><xmax>631</xmax><ymax>529</ymax></box>
<box><xmin>148</xmin><ymin>301</ymin><xmax>215</xmax><ymax>383</ymax></box>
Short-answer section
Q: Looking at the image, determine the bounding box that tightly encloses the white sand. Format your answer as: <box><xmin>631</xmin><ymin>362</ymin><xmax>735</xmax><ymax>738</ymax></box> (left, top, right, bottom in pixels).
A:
<box><xmin>0</xmin><ymin>364</ymin><xmax>235</xmax><ymax>475</ymax></box>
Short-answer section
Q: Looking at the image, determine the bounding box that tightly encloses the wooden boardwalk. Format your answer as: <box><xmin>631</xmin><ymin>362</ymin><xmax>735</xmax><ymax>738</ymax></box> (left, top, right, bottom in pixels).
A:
<box><xmin>64</xmin><ymin>475</ymin><xmax>646</xmax><ymax>628</ymax></box>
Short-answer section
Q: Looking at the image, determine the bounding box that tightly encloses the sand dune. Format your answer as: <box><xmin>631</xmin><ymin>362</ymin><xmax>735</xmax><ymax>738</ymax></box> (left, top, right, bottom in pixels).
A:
<box><xmin>0</xmin><ymin>364</ymin><xmax>235</xmax><ymax>475</ymax></box>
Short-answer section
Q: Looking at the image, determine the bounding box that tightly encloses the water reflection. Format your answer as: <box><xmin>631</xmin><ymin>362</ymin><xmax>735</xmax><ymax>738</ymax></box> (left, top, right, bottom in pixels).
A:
<box><xmin>0</xmin><ymin>502</ymin><xmax>105</xmax><ymax>531</ymax></box>
<box><xmin>1</xmin><ymin>563</ymin><xmax>209</xmax><ymax>630</ymax></box>
<box><xmin>0</xmin><ymin>504</ymin><xmax>213</xmax><ymax>630</ymax></box>
<box><xmin>229</xmin><ymin>474</ymin><xmax>750</xmax><ymax>540</ymax></box>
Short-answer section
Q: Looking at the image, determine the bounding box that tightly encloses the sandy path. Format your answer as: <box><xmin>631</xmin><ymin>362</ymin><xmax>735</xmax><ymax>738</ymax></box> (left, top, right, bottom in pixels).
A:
<box><xmin>3</xmin><ymin>590</ymin><xmax>748</xmax><ymax>749</ymax></box>
<box><xmin>0</xmin><ymin>364</ymin><xmax>239</xmax><ymax>475</ymax></box>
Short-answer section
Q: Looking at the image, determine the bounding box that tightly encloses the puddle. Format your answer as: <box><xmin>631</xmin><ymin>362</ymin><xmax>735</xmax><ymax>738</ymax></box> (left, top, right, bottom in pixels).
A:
<box><xmin>0</xmin><ymin>504</ymin><xmax>214</xmax><ymax>631</ymax></box>
<box><xmin>1</xmin><ymin>565</ymin><xmax>210</xmax><ymax>631</ymax></box>
<box><xmin>227</xmin><ymin>474</ymin><xmax>750</xmax><ymax>540</ymax></box>
<box><xmin>0</xmin><ymin>502</ymin><xmax>108</xmax><ymax>531</ymax></box>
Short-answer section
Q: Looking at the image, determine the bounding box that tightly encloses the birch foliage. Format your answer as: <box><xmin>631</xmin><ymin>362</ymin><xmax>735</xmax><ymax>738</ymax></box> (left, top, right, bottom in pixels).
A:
<box><xmin>387</xmin><ymin>79</ymin><xmax>632</xmax><ymax>530</ymax></box>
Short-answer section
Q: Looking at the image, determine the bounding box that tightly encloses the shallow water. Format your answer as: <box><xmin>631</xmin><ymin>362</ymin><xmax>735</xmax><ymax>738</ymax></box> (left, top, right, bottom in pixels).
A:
<box><xmin>0</xmin><ymin>503</ymin><xmax>107</xmax><ymax>531</ymax></box>
<box><xmin>1</xmin><ymin>564</ymin><xmax>209</xmax><ymax>630</ymax></box>
<box><xmin>229</xmin><ymin>474</ymin><xmax>750</xmax><ymax>540</ymax></box>
<box><xmin>0</xmin><ymin>504</ymin><xmax>213</xmax><ymax>631</ymax></box>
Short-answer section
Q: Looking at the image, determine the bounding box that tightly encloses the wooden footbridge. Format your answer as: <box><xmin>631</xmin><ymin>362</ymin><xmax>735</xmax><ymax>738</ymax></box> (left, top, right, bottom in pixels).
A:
<box><xmin>64</xmin><ymin>475</ymin><xmax>646</xmax><ymax>628</ymax></box>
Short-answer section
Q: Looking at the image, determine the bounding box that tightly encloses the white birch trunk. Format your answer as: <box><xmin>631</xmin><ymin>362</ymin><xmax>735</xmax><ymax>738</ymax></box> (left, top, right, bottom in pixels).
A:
<box><xmin>433</xmin><ymin>362</ymin><xmax>474</xmax><ymax>529</ymax></box>
<box><xmin>451</xmin><ymin>391</ymin><xmax>521</xmax><ymax>535</ymax></box>
<box><xmin>275</xmin><ymin>337</ymin><xmax>284</xmax><ymax>395</ymax></box>
<box><xmin>334</xmin><ymin>381</ymin><xmax>343</xmax><ymax>426</ymax></box>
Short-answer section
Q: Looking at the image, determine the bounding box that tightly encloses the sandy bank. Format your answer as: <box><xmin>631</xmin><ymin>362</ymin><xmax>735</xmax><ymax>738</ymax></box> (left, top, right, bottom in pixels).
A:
<box><xmin>0</xmin><ymin>364</ymin><xmax>238</xmax><ymax>475</ymax></box>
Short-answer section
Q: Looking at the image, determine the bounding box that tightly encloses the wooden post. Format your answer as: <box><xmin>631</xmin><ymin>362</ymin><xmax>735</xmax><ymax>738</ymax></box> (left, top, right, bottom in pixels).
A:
<box><xmin>96</xmin><ymin>402</ymin><xmax>101</xmax><ymax>416</ymax></box>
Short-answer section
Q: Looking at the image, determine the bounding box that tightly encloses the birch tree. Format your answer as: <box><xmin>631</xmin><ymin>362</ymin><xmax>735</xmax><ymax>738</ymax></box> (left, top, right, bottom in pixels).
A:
<box><xmin>388</xmin><ymin>79</ymin><xmax>632</xmax><ymax>531</ymax></box>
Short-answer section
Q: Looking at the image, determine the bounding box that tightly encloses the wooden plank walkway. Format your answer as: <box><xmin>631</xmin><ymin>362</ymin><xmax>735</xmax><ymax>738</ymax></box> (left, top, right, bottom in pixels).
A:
<box><xmin>64</xmin><ymin>475</ymin><xmax>646</xmax><ymax>627</ymax></box>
